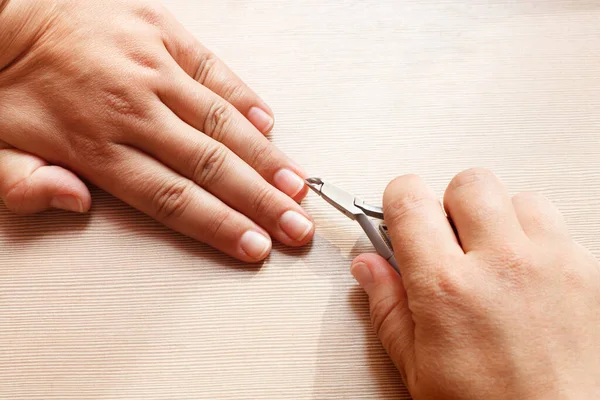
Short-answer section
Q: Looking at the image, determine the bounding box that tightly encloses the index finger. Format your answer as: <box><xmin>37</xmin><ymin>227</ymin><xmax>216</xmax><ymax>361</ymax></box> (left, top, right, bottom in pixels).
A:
<box><xmin>383</xmin><ymin>175</ymin><xmax>464</xmax><ymax>285</ymax></box>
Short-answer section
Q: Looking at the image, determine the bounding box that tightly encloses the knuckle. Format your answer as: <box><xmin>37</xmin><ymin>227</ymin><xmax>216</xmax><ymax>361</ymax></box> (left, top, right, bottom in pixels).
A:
<box><xmin>384</xmin><ymin>187</ymin><xmax>439</xmax><ymax>226</ymax></box>
<box><xmin>425</xmin><ymin>267</ymin><xmax>487</xmax><ymax>318</ymax></box>
<box><xmin>562</xmin><ymin>264</ymin><xmax>587</xmax><ymax>291</ymax></box>
<box><xmin>370</xmin><ymin>293</ymin><xmax>403</xmax><ymax>338</ymax></box>
<box><xmin>67</xmin><ymin>136</ymin><xmax>115</xmax><ymax>166</ymax></box>
<box><xmin>512</xmin><ymin>191</ymin><xmax>552</xmax><ymax>213</ymax></box>
<box><xmin>247</xmin><ymin>141</ymin><xmax>274</xmax><ymax>170</ymax></box>
<box><xmin>556</xmin><ymin>246</ymin><xmax>592</xmax><ymax>290</ymax></box>
<box><xmin>101</xmin><ymin>87</ymin><xmax>148</xmax><ymax>123</ymax></box>
<box><xmin>448</xmin><ymin>168</ymin><xmax>496</xmax><ymax>192</ymax></box>
<box><xmin>134</xmin><ymin>1</ymin><xmax>167</xmax><ymax>27</ymax></box>
<box><xmin>204</xmin><ymin>209</ymin><xmax>233</xmax><ymax>242</ymax></box>
<box><xmin>493</xmin><ymin>243</ymin><xmax>531</xmax><ymax>269</ymax></box>
<box><xmin>250</xmin><ymin>186</ymin><xmax>277</xmax><ymax>217</ymax></box>
<box><xmin>127</xmin><ymin>48</ymin><xmax>164</xmax><ymax>73</ymax></box>
<box><xmin>203</xmin><ymin>101</ymin><xmax>233</xmax><ymax>142</ymax></box>
<box><xmin>3</xmin><ymin>179</ymin><xmax>30</xmax><ymax>214</ymax></box>
<box><xmin>221</xmin><ymin>82</ymin><xmax>247</xmax><ymax>103</ymax></box>
<box><xmin>151</xmin><ymin>179</ymin><xmax>194</xmax><ymax>221</ymax></box>
<box><xmin>192</xmin><ymin>144</ymin><xmax>230</xmax><ymax>188</ymax></box>
<box><xmin>485</xmin><ymin>244</ymin><xmax>538</xmax><ymax>285</ymax></box>
<box><xmin>193</xmin><ymin>52</ymin><xmax>218</xmax><ymax>85</ymax></box>
<box><xmin>429</xmin><ymin>266</ymin><xmax>468</xmax><ymax>301</ymax></box>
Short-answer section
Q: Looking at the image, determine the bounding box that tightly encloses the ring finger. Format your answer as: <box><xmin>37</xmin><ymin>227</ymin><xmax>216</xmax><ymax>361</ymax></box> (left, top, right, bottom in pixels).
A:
<box><xmin>95</xmin><ymin>144</ymin><xmax>273</xmax><ymax>262</ymax></box>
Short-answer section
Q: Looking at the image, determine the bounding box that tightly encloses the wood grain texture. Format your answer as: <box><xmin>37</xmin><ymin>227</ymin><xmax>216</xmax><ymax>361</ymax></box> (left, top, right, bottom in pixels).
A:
<box><xmin>2</xmin><ymin>0</ymin><xmax>600</xmax><ymax>399</ymax></box>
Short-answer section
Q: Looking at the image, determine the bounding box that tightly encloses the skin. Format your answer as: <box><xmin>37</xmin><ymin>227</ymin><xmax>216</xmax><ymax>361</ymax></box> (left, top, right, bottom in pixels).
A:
<box><xmin>353</xmin><ymin>168</ymin><xmax>600</xmax><ymax>399</ymax></box>
<box><xmin>0</xmin><ymin>0</ymin><xmax>315</xmax><ymax>262</ymax></box>
<box><xmin>2</xmin><ymin>1</ymin><xmax>599</xmax><ymax>397</ymax></box>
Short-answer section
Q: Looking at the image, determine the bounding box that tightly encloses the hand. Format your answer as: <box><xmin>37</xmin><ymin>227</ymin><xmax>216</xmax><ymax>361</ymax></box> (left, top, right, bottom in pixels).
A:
<box><xmin>0</xmin><ymin>0</ymin><xmax>314</xmax><ymax>261</ymax></box>
<box><xmin>351</xmin><ymin>169</ymin><xmax>600</xmax><ymax>399</ymax></box>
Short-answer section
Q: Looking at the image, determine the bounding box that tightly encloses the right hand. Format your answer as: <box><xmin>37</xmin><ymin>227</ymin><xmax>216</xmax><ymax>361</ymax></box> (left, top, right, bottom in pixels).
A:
<box><xmin>0</xmin><ymin>0</ymin><xmax>314</xmax><ymax>261</ymax></box>
<box><xmin>352</xmin><ymin>169</ymin><xmax>600</xmax><ymax>399</ymax></box>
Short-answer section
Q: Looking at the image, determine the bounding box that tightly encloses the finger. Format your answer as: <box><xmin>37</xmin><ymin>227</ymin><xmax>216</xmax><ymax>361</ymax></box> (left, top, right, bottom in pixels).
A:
<box><xmin>512</xmin><ymin>192</ymin><xmax>570</xmax><ymax>241</ymax></box>
<box><xmin>0</xmin><ymin>147</ymin><xmax>90</xmax><ymax>214</ymax></box>
<box><xmin>94</xmin><ymin>144</ymin><xmax>273</xmax><ymax>262</ymax></box>
<box><xmin>351</xmin><ymin>253</ymin><xmax>415</xmax><ymax>385</ymax></box>
<box><xmin>383</xmin><ymin>175</ymin><xmax>463</xmax><ymax>283</ymax></box>
<box><xmin>160</xmin><ymin>10</ymin><xmax>275</xmax><ymax>134</ymax></box>
<box><xmin>156</xmin><ymin>68</ymin><xmax>308</xmax><ymax>202</ymax></box>
<box><xmin>443</xmin><ymin>168</ymin><xmax>528</xmax><ymax>252</ymax></box>
<box><xmin>122</xmin><ymin>109</ymin><xmax>314</xmax><ymax>247</ymax></box>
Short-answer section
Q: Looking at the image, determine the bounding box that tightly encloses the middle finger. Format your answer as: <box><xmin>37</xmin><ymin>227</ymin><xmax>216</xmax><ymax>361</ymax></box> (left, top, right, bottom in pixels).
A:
<box><xmin>158</xmin><ymin>64</ymin><xmax>308</xmax><ymax>203</ymax></box>
<box><xmin>122</xmin><ymin>104</ymin><xmax>314</xmax><ymax>247</ymax></box>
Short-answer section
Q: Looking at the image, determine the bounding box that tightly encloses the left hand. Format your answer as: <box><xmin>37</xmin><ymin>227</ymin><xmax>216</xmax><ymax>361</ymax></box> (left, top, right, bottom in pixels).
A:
<box><xmin>0</xmin><ymin>0</ymin><xmax>313</xmax><ymax>261</ymax></box>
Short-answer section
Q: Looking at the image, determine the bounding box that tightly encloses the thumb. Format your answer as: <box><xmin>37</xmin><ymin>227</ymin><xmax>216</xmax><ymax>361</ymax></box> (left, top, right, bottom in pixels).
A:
<box><xmin>351</xmin><ymin>253</ymin><xmax>415</xmax><ymax>384</ymax></box>
<box><xmin>0</xmin><ymin>147</ymin><xmax>91</xmax><ymax>214</ymax></box>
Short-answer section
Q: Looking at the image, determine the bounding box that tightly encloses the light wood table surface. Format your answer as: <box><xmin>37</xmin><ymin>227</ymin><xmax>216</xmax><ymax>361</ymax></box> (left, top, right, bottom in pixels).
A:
<box><xmin>2</xmin><ymin>1</ymin><xmax>600</xmax><ymax>399</ymax></box>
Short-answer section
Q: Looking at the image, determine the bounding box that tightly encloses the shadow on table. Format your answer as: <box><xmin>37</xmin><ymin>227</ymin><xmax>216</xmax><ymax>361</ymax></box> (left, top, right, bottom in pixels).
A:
<box><xmin>0</xmin><ymin>186</ymin><xmax>407</xmax><ymax>397</ymax></box>
<box><xmin>93</xmin><ymin>188</ymin><xmax>265</xmax><ymax>276</ymax></box>
<box><xmin>0</xmin><ymin>204</ymin><xmax>92</xmax><ymax>242</ymax></box>
<box><xmin>277</xmin><ymin>233</ymin><xmax>409</xmax><ymax>399</ymax></box>
<box><xmin>0</xmin><ymin>187</ymin><xmax>261</xmax><ymax>275</ymax></box>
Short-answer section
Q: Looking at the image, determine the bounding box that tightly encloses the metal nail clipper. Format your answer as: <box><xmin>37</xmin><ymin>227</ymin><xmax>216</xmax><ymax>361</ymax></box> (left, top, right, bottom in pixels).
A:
<box><xmin>305</xmin><ymin>178</ymin><xmax>400</xmax><ymax>274</ymax></box>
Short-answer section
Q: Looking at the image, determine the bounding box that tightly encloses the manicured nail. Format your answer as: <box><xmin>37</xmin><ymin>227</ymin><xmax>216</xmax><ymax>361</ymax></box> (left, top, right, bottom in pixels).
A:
<box><xmin>50</xmin><ymin>195</ymin><xmax>84</xmax><ymax>213</ymax></box>
<box><xmin>351</xmin><ymin>262</ymin><xmax>374</xmax><ymax>288</ymax></box>
<box><xmin>240</xmin><ymin>230</ymin><xmax>272</xmax><ymax>260</ymax></box>
<box><xmin>279</xmin><ymin>210</ymin><xmax>313</xmax><ymax>242</ymax></box>
<box><xmin>273</xmin><ymin>169</ymin><xmax>305</xmax><ymax>198</ymax></box>
<box><xmin>247</xmin><ymin>106</ymin><xmax>274</xmax><ymax>134</ymax></box>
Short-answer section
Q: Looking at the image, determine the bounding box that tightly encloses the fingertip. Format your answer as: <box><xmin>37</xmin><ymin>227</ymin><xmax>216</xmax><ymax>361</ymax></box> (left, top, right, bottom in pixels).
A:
<box><xmin>39</xmin><ymin>166</ymin><xmax>91</xmax><ymax>213</ymax></box>
<box><xmin>293</xmin><ymin>184</ymin><xmax>309</xmax><ymax>203</ymax></box>
<box><xmin>78</xmin><ymin>191</ymin><xmax>93</xmax><ymax>213</ymax></box>
<box><xmin>351</xmin><ymin>253</ymin><xmax>400</xmax><ymax>291</ymax></box>
<box><xmin>443</xmin><ymin>167</ymin><xmax>500</xmax><ymax>206</ymax></box>
<box><xmin>383</xmin><ymin>174</ymin><xmax>434</xmax><ymax>212</ymax></box>
<box><xmin>273</xmin><ymin>168</ymin><xmax>308</xmax><ymax>201</ymax></box>
<box><xmin>352</xmin><ymin>253</ymin><xmax>387</xmax><ymax>268</ymax></box>
<box><xmin>350</xmin><ymin>260</ymin><xmax>374</xmax><ymax>290</ymax></box>
<box><xmin>0</xmin><ymin>152</ymin><xmax>91</xmax><ymax>214</ymax></box>
<box><xmin>285</xmin><ymin>164</ymin><xmax>310</xmax><ymax>203</ymax></box>
<box><xmin>49</xmin><ymin>196</ymin><xmax>85</xmax><ymax>213</ymax></box>
<box><xmin>239</xmin><ymin>230</ymin><xmax>272</xmax><ymax>262</ymax></box>
<box><xmin>384</xmin><ymin>174</ymin><xmax>418</xmax><ymax>196</ymax></box>
<box><xmin>278</xmin><ymin>209</ymin><xmax>315</xmax><ymax>245</ymax></box>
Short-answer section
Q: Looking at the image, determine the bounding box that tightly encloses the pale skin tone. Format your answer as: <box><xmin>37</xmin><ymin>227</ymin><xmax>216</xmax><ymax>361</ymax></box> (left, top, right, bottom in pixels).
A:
<box><xmin>2</xmin><ymin>1</ymin><xmax>600</xmax><ymax>398</ymax></box>
<box><xmin>353</xmin><ymin>169</ymin><xmax>600</xmax><ymax>399</ymax></box>
<box><xmin>0</xmin><ymin>0</ymin><xmax>315</xmax><ymax>262</ymax></box>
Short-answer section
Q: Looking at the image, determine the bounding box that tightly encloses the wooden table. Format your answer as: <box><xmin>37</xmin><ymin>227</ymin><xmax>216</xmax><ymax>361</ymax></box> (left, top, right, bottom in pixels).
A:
<box><xmin>2</xmin><ymin>1</ymin><xmax>600</xmax><ymax>399</ymax></box>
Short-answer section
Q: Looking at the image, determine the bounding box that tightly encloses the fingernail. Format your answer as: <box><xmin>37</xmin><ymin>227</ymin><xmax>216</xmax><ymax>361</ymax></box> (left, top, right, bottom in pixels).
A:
<box><xmin>240</xmin><ymin>230</ymin><xmax>272</xmax><ymax>260</ymax></box>
<box><xmin>50</xmin><ymin>195</ymin><xmax>84</xmax><ymax>213</ymax></box>
<box><xmin>247</xmin><ymin>106</ymin><xmax>274</xmax><ymax>134</ymax></box>
<box><xmin>279</xmin><ymin>210</ymin><xmax>313</xmax><ymax>242</ymax></box>
<box><xmin>351</xmin><ymin>262</ymin><xmax>374</xmax><ymax>288</ymax></box>
<box><xmin>273</xmin><ymin>169</ymin><xmax>305</xmax><ymax>198</ymax></box>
